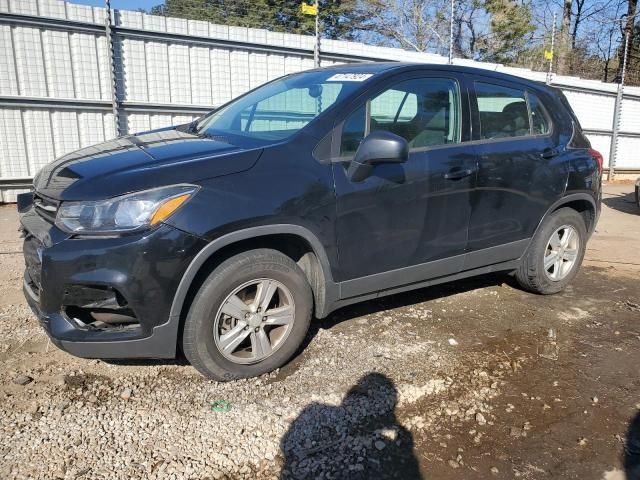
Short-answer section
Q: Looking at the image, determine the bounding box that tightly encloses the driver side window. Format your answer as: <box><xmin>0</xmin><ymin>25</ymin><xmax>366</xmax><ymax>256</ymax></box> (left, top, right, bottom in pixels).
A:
<box><xmin>339</xmin><ymin>77</ymin><xmax>461</xmax><ymax>157</ymax></box>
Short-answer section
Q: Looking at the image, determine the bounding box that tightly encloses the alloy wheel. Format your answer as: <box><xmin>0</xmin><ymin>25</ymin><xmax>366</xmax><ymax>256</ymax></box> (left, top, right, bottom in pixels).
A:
<box><xmin>544</xmin><ymin>225</ymin><xmax>580</xmax><ymax>281</ymax></box>
<box><xmin>213</xmin><ymin>278</ymin><xmax>295</xmax><ymax>364</ymax></box>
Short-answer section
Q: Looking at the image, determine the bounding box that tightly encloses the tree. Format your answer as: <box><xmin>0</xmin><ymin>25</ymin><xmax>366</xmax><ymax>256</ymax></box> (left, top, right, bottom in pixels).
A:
<box><xmin>358</xmin><ymin>0</ymin><xmax>535</xmax><ymax>61</ymax></box>
<box><xmin>358</xmin><ymin>0</ymin><xmax>450</xmax><ymax>53</ymax></box>
<box><xmin>148</xmin><ymin>0</ymin><xmax>363</xmax><ymax>40</ymax></box>
<box><xmin>481</xmin><ymin>0</ymin><xmax>535</xmax><ymax>63</ymax></box>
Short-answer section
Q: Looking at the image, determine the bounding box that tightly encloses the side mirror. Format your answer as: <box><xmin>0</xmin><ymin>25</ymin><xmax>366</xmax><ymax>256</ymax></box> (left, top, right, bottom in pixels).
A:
<box><xmin>347</xmin><ymin>130</ymin><xmax>409</xmax><ymax>182</ymax></box>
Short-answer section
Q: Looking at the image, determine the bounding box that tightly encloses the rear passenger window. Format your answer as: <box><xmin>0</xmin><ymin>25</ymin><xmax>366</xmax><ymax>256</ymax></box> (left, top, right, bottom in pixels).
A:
<box><xmin>528</xmin><ymin>93</ymin><xmax>551</xmax><ymax>135</ymax></box>
<box><xmin>475</xmin><ymin>82</ymin><xmax>530</xmax><ymax>139</ymax></box>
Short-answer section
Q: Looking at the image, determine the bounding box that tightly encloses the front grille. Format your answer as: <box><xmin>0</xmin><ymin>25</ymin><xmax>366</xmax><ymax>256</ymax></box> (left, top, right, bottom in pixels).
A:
<box><xmin>33</xmin><ymin>192</ymin><xmax>59</xmax><ymax>223</ymax></box>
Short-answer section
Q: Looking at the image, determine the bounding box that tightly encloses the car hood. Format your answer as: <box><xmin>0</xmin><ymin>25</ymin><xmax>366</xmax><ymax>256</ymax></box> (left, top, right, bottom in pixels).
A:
<box><xmin>34</xmin><ymin>128</ymin><xmax>262</xmax><ymax>201</ymax></box>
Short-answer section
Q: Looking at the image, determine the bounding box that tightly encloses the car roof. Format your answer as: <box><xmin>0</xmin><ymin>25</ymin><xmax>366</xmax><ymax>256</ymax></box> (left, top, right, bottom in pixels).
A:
<box><xmin>315</xmin><ymin>62</ymin><xmax>546</xmax><ymax>90</ymax></box>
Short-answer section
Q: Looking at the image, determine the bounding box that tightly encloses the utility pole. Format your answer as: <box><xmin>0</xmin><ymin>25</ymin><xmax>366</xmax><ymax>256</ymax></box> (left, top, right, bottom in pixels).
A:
<box><xmin>608</xmin><ymin>31</ymin><xmax>630</xmax><ymax>182</ymax></box>
<box><xmin>104</xmin><ymin>0</ymin><xmax>121</xmax><ymax>137</ymax></box>
<box><xmin>314</xmin><ymin>0</ymin><xmax>320</xmax><ymax>68</ymax></box>
<box><xmin>448</xmin><ymin>0</ymin><xmax>455</xmax><ymax>64</ymax></box>
<box><xmin>546</xmin><ymin>12</ymin><xmax>557</xmax><ymax>85</ymax></box>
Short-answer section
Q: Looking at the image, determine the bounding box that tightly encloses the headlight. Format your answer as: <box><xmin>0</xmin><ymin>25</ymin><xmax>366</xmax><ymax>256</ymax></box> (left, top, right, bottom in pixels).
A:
<box><xmin>55</xmin><ymin>184</ymin><xmax>198</xmax><ymax>235</ymax></box>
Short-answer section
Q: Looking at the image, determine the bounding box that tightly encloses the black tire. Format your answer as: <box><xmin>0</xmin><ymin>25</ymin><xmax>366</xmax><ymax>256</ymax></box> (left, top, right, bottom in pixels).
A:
<box><xmin>515</xmin><ymin>207</ymin><xmax>587</xmax><ymax>295</ymax></box>
<box><xmin>182</xmin><ymin>249</ymin><xmax>313</xmax><ymax>381</ymax></box>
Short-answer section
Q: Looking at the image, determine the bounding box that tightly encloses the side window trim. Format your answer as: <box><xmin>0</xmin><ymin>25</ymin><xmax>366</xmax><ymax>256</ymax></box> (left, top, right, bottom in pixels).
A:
<box><xmin>524</xmin><ymin>90</ymin><xmax>534</xmax><ymax>136</ymax></box>
<box><xmin>393</xmin><ymin>92</ymin><xmax>411</xmax><ymax>123</ymax></box>
<box><xmin>526</xmin><ymin>90</ymin><xmax>554</xmax><ymax>137</ymax></box>
<box><xmin>332</xmin><ymin>74</ymin><xmax>465</xmax><ymax>162</ymax></box>
<box><xmin>364</xmin><ymin>99</ymin><xmax>371</xmax><ymax>137</ymax></box>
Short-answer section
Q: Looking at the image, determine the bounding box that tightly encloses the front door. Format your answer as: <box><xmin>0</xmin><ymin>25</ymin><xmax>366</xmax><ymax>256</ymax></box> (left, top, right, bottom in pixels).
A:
<box><xmin>331</xmin><ymin>74</ymin><xmax>476</xmax><ymax>297</ymax></box>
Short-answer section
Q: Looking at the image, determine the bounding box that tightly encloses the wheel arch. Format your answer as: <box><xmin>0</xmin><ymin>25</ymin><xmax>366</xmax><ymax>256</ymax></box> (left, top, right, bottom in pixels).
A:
<box><xmin>169</xmin><ymin>225</ymin><xmax>338</xmax><ymax>341</ymax></box>
<box><xmin>537</xmin><ymin>193</ymin><xmax>598</xmax><ymax>236</ymax></box>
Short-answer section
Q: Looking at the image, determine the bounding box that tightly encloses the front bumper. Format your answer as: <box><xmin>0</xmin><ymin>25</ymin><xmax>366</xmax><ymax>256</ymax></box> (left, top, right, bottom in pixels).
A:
<box><xmin>19</xmin><ymin>197</ymin><xmax>206</xmax><ymax>359</ymax></box>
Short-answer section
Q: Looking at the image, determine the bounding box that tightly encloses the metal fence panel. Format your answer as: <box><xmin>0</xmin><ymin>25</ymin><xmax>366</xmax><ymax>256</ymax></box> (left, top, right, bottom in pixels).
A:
<box><xmin>1</xmin><ymin>0</ymin><xmax>640</xmax><ymax>202</ymax></box>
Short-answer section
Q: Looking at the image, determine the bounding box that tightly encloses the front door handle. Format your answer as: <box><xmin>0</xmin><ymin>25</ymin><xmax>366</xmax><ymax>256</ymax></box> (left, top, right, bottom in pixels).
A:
<box><xmin>444</xmin><ymin>168</ymin><xmax>475</xmax><ymax>180</ymax></box>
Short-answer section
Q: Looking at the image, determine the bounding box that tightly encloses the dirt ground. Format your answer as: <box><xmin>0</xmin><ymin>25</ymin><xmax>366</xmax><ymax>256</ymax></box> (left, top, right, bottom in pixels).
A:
<box><xmin>0</xmin><ymin>184</ymin><xmax>639</xmax><ymax>480</ymax></box>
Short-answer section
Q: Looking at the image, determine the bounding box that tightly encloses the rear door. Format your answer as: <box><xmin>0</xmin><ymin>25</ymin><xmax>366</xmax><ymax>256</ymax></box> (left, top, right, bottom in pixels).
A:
<box><xmin>331</xmin><ymin>72</ymin><xmax>477</xmax><ymax>295</ymax></box>
<box><xmin>465</xmin><ymin>78</ymin><xmax>567</xmax><ymax>269</ymax></box>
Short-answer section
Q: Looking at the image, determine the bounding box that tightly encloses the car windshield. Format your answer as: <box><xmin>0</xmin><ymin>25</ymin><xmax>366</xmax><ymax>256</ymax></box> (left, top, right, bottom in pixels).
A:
<box><xmin>195</xmin><ymin>70</ymin><xmax>374</xmax><ymax>142</ymax></box>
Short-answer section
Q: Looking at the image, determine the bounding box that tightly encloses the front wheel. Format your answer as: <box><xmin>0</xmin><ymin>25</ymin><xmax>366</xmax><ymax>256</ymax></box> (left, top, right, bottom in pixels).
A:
<box><xmin>515</xmin><ymin>208</ymin><xmax>587</xmax><ymax>294</ymax></box>
<box><xmin>182</xmin><ymin>249</ymin><xmax>312</xmax><ymax>381</ymax></box>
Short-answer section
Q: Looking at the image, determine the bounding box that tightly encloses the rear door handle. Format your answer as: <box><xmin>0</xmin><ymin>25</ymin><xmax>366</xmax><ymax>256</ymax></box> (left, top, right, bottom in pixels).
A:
<box><xmin>541</xmin><ymin>148</ymin><xmax>560</xmax><ymax>159</ymax></box>
<box><xmin>444</xmin><ymin>168</ymin><xmax>475</xmax><ymax>180</ymax></box>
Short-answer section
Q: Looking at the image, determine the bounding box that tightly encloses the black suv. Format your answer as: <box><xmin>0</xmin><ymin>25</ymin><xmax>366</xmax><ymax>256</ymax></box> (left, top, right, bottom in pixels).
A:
<box><xmin>18</xmin><ymin>63</ymin><xmax>602</xmax><ymax>380</ymax></box>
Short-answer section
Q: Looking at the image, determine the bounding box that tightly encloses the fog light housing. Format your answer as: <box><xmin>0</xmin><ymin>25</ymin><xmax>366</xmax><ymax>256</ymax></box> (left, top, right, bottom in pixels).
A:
<box><xmin>62</xmin><ymin>285</ymin><xmax>140</xmax><ymax>331</ymax></box>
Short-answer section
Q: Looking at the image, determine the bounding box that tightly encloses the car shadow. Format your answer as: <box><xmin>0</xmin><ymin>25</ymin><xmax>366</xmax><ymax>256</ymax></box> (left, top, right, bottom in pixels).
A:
<box><xmin>279</xmin><ymin>372</ymin><xmax>422</xmax><ymax>479</ymax></box>
<box><xmin>602</xmin><ymin>190</ymin><xmax>638</xmax><ymax>215</ymax></box>
<box><xmin>101</xmin><ymin>357</ymin><xmax>190</xmax><ymax>367</ymax></box>
<box><xmin>107</xmin><ymin>273</ymin><xmax>512</xmax><ymax>371</ymax></box>
<box><xmin>299</xmin><ymin>272</ymin><xmax>512</xmax><ymax>353</ymax></box>
<box><xmin>625</xmin><ymin>411</ymin><xmax>640</xmax><ymax>480</ymax></box>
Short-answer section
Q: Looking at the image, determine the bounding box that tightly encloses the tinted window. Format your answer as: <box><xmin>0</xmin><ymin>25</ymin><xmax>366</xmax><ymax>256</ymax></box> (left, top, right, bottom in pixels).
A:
<box><xmin>340</xmin><ymin>77</ymin><xmax>461</xmax><ymax>156</ymax></box>
<box><xmin>475</xmin><ymin>82</ymin><xmax>530</xmax><ymax>139</ymax></box>
<box><xmin>528</xmin><ymin>92</ymin><xmax>551</xmax><ymax>135</ymax></box>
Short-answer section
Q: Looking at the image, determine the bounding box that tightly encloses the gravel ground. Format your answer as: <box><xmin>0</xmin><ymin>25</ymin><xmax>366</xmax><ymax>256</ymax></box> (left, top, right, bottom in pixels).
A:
<box><xmin>1</xmin><ymin>184</ymin><xmax>639</xmax><ymax>480</ymax></box>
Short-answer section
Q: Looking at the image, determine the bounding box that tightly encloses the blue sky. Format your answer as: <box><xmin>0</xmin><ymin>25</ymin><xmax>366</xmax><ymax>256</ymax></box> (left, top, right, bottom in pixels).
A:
<box><xmin>70</xmin><ymin>0</ymin><xmax>160</xmax><ymax>10</ymax></box>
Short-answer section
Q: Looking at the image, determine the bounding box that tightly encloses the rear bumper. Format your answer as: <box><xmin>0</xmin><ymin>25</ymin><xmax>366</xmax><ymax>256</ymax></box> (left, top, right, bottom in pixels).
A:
<box><xmin>19</xmin><ymin>196</ymin><xmax>206</xmax><ymax>359</ymax></box>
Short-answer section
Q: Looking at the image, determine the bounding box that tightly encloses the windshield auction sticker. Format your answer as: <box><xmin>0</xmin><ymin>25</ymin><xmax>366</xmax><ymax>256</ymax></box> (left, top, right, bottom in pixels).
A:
<box><xmin>326</xmin><ymin>73</ymin><xmax>374</xmax><ymax>82</ymax></box>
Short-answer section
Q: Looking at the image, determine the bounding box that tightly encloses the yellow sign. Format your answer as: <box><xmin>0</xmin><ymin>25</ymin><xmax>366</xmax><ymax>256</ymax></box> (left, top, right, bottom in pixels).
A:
<box><xmin>544</xmin><ymin>50</ymin><xmax>553</xmax><ymax>60</ymax></box>
<box><xmin>301</xmin><ymin>2</ymin><xmax>318</xmax><ymax>15</ymax></box>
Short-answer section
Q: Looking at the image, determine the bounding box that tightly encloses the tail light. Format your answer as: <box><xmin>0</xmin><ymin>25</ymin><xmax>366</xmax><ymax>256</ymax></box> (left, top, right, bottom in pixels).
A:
<box><xmin>588</xmin><ymin>148</ymin><xmax>604</xmax><ymax>174</ymax></box>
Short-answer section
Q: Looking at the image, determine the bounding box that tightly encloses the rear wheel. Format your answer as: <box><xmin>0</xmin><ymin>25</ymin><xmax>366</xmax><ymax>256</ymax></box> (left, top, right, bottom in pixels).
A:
<box><xmin>515</xmin><ymin>208</ymin><xmax>587</xmax><ymax>294</ymax></box>
<box><xmin>182</xmin><ymin>249</ymin><xmax>312</xmax><ymax>381</ymax></box>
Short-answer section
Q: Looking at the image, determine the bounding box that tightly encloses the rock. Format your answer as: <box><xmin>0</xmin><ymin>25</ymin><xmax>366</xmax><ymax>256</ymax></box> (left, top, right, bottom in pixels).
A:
<box><xmin>475</xmin><ymin>413</ymin><xmax>487</xmax><ymax>425</ymax></box>
<box><xmin>374</xmin><ymin>440</ymin><xmax>386</xmax><ymax>451</ymax></box>
<box><xmin>448</xmin><ymin>338</ymin><xmax>459</xmax><ymax>346</ymax></box>
<box><xmin>490</xmin><ymin>466</ymin><xmax>499</xmax><ymax>474</ymax></box>
<box><xmin>13</xmin><ymin>374</ymin><xmax>33</xmax><ymax>386</ymax></box>
<box><xmin>379</xmin><ymin>427</ymin><xmax>398</xmax><ymax>441</ymax></box>
<box><xmin>120</xmin><ymin>388</ymin><xmax>132</xmax><ymax>401</ymax></box>
<box><xmin>26</xmin><ymin>401</ymin><xmax>38</xmax><ymax>414</ymax></box>
<box><xmin>448</xmin><ymin>460</ymin><xmax>460</xmax><ymax>469</ymax></box>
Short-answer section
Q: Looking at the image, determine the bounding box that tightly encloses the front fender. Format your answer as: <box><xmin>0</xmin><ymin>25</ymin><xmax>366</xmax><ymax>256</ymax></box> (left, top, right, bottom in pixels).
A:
<box><xmin>168</xmin><ymin>224</ymin><xmax>339</xmax><ymax>329</ymax></box>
